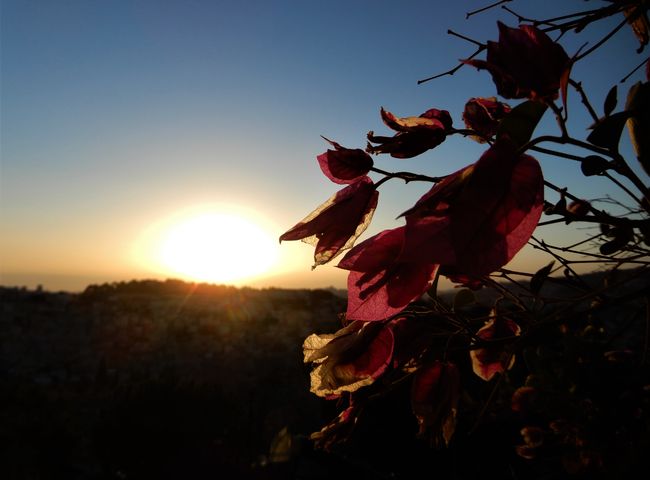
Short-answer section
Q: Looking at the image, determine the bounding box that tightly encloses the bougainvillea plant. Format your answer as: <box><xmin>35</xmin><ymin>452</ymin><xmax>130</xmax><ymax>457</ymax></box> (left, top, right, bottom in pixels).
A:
<box><xmin>281</xmin><ymin>1</ymin><xmax>649</xmax><ymax>477</ymax></box>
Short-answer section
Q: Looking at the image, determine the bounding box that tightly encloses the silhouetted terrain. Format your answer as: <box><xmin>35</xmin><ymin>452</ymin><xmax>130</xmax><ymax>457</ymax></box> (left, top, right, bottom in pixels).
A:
<box><xmin>0</xmin><ymin>280</ymin><xmax>348</xmax><ymax>479</ymax></box>
<box><xmin>2</xmin><ymin>271</ymin><xmax>649</xmax><ymax>479</ymax></box>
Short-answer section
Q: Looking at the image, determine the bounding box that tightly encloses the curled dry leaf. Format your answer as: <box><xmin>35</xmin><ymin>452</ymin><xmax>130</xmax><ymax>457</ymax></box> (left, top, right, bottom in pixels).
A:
<box><xmin>470</xmin><ymin>310</ymin><xmax>521</xmax><ymax>381</ymax></box>
<box><xmin>303</xmin><ymin>320</ymin><xmax>397</xmax><ymax>396</ymax></box>
<box><xmin>280</xmin><ymin>176</ymin><xmax>378</xmax><ymax>267</ymax></box>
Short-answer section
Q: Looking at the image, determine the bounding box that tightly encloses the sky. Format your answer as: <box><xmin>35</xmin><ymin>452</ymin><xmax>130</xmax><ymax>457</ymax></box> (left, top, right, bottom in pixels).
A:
<box><xmin>1</xmin><ymin>0</ymin><xmax>647</xmax><ymax>292</ymax></box>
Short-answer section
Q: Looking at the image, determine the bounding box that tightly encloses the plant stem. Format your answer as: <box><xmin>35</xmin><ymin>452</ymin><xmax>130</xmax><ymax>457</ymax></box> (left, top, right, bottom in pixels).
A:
<box><xmin>569</xmin><ymin>79</ymin><xmax>599</xmax><ymax>123</ymax></box>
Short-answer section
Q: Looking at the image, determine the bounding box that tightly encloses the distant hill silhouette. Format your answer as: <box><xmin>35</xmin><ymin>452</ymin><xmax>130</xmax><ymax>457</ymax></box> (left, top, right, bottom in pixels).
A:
<box><xmin>1</xmin><ymin>269</ymin><xmax>648</xmax><ymax>479</ymax></box>
<box><xmin>0</xmin><ymin>279</ymin><xmax>348</xmax><ymax>479</ymax></box>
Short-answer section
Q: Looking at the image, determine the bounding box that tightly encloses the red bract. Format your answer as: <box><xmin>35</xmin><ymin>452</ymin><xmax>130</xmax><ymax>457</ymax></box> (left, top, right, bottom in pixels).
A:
<box><xmin>463</xmin><ymin>22</ymin><xmax>571</xmax><ymax>101</ymax></box>
<box><xmin>279</xmin><ymin>176</ymin><xmax>379</xmax><ymax>267</ymax></box>
<box><xmin>317</xmin><ymin>136</ymin><xmax>374</xmax><ymax>184</ymax></box>
<box><xmin>337</xmin><ymin>227</ymin><xmax>439</xmax><ymax>321</ymax></box>
<box><xmin>367</xmin><ymin>107</ymin><xmax>453</xmax><ymax>158</ymax></box>
<box><xmin>303</xmin><ymin>320</ymin><xmax>396</xmax><ymax>396</ymax></box>
<box><xmin>401</xmin><ymin>139</ymin><xmax>544</xmax><ymax>279</ymax></box>
<box><xmin>411</xmin><ymin>360</ymin><xmax>460</xmax><ymax>445</ymax></box>
<box><xmin>462</xmin><ymin>97</ymin><xmax>511</xmax><ymax>142</ymax></box>
<box><xmin>470</xmin><ymin>311</ymin><xmax>521</xmax><ymax>381</ymax></box>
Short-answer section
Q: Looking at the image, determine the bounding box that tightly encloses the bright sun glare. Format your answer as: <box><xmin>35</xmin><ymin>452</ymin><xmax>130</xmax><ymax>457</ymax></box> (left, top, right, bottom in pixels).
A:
<box><xmin>142</xmin><ymin>208</ymin><xmax>280</xmax><ymax>284</ymax></box>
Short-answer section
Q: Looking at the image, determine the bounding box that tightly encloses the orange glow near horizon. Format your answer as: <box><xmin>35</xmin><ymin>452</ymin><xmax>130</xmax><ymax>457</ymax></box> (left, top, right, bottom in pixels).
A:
<box><xmin>135</xmin><ymin>206</ymin><xmax>281</xmax><ymax>285</ymax></box>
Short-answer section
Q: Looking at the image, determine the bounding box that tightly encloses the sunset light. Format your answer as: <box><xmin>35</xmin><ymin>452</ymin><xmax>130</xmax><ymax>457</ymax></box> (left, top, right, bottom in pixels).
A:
<box><xmin>138</xmin><ymin>208</ymin><xmax>280</xmax><ymax>284</ymax></box>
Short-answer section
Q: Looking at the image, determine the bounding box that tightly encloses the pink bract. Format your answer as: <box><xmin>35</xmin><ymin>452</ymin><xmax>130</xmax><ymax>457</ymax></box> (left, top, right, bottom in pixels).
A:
<box><xmin>317</xmin><ymin>136</ymin><xmax>374</xmax><ymax>184</ymax></box>
<box><xmin>338</xmin><ymin>227</ymin><xmax>439</xmax><ymax>321</ymax></box>
<box><xmin>279</xmin><ymin>176</ymin><xmax>379</xmax><ymax>267</ymax></box>
<box><xmin>463</xmin><ymin>22</ymin><xmax>571</xmax><ymax>101</ymax></box>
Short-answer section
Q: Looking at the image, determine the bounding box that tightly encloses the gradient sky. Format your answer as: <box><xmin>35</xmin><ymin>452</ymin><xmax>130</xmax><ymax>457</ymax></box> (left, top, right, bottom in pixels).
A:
<box><xmin>1</xmin><ymin>0</ymin><xmax>647</xmax><ymax>292</ymax></box>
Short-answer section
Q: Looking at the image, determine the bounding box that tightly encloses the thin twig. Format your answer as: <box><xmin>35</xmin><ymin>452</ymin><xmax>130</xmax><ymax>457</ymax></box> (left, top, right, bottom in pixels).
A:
<box><xmin>418</xmin><ymin>45</ymin><xmax>485</xmax><ymax>84</ymax></box>
<box><xmin>466</xmin><ymin>0</ymin><xmax>512</xmax><ymax>19</ymax></box>
<box><xmin>569</xmin><ymin>79</ymin><xmax>599</xmax><ymax>123</ymax></box>
<box><xmin>523</xmin><ymin>135</ymin><xmax>650</xmax><ymax>208</ymax></box>
<box><xmin>603</xmin><ymin>171</ymin><xmax>645</xmax><ymax>207</ymax></box>
<box><xmin>530</xmin><ymin>236</ymin><xmax>592</xmax><ymax>291</ymax></box>
<box><xmin>538</xmin><ymin>218</ymin><xmax>570</xmax><ymax>227</ymax></box>
<box><xmin>574</xmin><ymin>15</ymin><xmax>629</xmax><ymax>62</ymax></box>
<box><xmin>565</xmin><ymin>232</ymin><xmax>606</xmax><ymax>250</ymax></box>
<box><xmin>501</xmin><ymin>5</ymin><xmax>556</xmax><ymax>28</ymax></box>
<box><xmin>448</xmin><ymin>29</ymin><xmax>485</xmax><ymax>48</ymax></box>
<box><xmin>544</xmin><ymin>179</ymin><xmax>627</xmax><ymax>225</ymax></box>
<box><xmin>537</xmin><ymin>3</ymin><xmax>627</xmax><ymax>34</ymax></box>
<box><xmin>621</xmin><ymin>56</ymin><xmax>650</xmax><ymax>83</ymax></box>
<box><xmin>548</xmin><ymin>100</ymin><xmax>569</xmax><ymax>136</ymax></box>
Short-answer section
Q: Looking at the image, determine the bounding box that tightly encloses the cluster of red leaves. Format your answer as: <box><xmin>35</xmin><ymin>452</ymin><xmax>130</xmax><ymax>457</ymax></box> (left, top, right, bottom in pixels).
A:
<box><xmin>280</xmin><ymin>21</ymin><xmax>573</xmax><ymax>448</ymax></box>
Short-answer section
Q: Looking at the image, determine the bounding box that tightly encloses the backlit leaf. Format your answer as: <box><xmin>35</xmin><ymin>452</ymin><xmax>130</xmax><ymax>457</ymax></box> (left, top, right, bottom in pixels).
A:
<box><xmin>497</xmin><ymin>100</ymin><xmax>547</xmax><ymax>149</ymax></box>
<box><xmin>530</xmin><ymin>261</ymin><xmax>555</xmax><ymax>295</ymax></box>
<box><xmin>587</xmin><ymin>111</ymin><xmax>634</xmax><ymax>151</ymax></box>
<box><xmin>604</xmin><ymin>85</ymin><xmax>618</xmax><ymax>117</ymax></box>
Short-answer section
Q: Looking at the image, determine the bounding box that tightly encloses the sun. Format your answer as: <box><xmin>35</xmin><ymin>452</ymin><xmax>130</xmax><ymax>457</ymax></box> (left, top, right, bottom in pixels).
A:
<box><xmin>144</xmin><ymin>208</ymin><xmax>280</xmax><ymax>284</ymax></box>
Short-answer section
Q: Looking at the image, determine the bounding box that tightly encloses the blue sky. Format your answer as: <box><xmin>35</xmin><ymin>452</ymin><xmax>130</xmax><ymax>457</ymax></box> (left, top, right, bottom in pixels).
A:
<box><xmin>1</xmin><ymin>0</ymin><xmax>647</xmax><ymax>291</ymax></box>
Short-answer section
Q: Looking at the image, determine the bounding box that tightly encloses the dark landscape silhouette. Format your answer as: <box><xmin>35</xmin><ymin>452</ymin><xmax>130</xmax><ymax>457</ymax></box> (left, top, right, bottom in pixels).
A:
<box><xmin>2</xmin><ymin>271</ymin><xmax>649</xmax><ymax>479</ymax></box>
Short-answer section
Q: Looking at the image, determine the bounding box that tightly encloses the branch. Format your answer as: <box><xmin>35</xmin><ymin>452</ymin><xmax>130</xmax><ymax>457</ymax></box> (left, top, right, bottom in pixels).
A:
<box><xmin>535</xmin><ymin>3</ymin><xmax>628</xmax><ymax>34</ymax></box>
<box><xmin>574</xmin><ymin>15</ymin><xmax>629</xmax><ymax>62</ymax></box>
<box><xmin>529</xmin><ymin>145</ymin><xmax>582</xmax><ymax>161</ymax></box>
<box><xmin>501</xmin><ymin>5</ymin><xmax>557</xmax><ymax>28</ymax></box>
<box><xmin>523</xmin><ymin>134</ymin><xmax>618</xmax><ymax>159</ymax></box>
<box><xmin>548</xmin><ymin>100</ymin><xmax>569</xmax><ymax>137</ymax></box>
<box><xmin>529</xmin><ymin>236</ymin><xmax>593</xmax><ymax>291</ymax></box>
<box><xmin>466</xmin><ymin>0</ymin><xmax>513</xmax><ymax>19</ymax></box>
<box><xmin>447</xmin><ymin>29</ymin><xmax>485</xmax><ymax>48</ymax></box>
<box><xmin>522</xmin><ymin>135</ymin><xmax>650</xmax><ymax>207</ymax></box>
<box><xmin>371</xmin><ymin>166</ymin><xmax>443</xmax><ymax>185</ymax></box>
<box><xmin>603</xmin><ymin>171</ymin><xmax>645</xmax><ymax>207</ymax></box>
<box><xmin>569</xmin><ymin>79</ymin><xmax>599</xmax><ymax>123</ymax></box>
<box><xmin>543</xmin><ymin>180</ymin><xmax>649</xmax><ymax>229</ymax></box>
<box><xmin>418</xmin><ymin>45</ymin><xmax>485</xmax><ymax>84</ymax></box>
<box><xmin>621</xmin><ymin>56</ymin><xmax>650</xmax><ymax>83</ymax></box>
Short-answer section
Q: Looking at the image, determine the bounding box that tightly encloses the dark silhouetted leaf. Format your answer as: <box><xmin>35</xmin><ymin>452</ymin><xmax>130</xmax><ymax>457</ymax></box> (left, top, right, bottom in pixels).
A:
<box><xmin>544</xmin><ymin>194</ymin><xmax>566</xmax><ymax>215</ymax></box>
<box><xmin>600</xmin><ymin>223</ymin><xmax>613</xmax><ymax>236</ymax></box>
<box><xmin>604</xmin><ymin>85</ymin><xmax>618</xmax><ymax>116</ymax></box>
<box><xmin>599</xmin><ymin>226</ymin><xmax>633</xmax><ymax>255</ymax></box>
<box><xmin>587</xmin><ymin>111</ymin><xmax>634</xmax><ymax>151</ymax></box>
<box><xmin>530</xmin><ymin>261</ymin><xmax>555</xmax><ymax>294</ymax></box>
<box><xmin>497</xmin><ymin>100</ymin><xmax>548</xmax><ymax>149</ymax></box>
<box><xmin>580</xmin><ymin>155</ymin><xmax>611</xmax><ymax>176</ymax></box>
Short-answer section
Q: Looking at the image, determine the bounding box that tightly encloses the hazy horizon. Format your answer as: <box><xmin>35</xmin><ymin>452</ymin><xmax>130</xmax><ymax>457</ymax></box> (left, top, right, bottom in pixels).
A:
<box><xmin>0</xmin><ymin>268</ymin><xmax>350</xmax><ymax>293</ymax></box>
